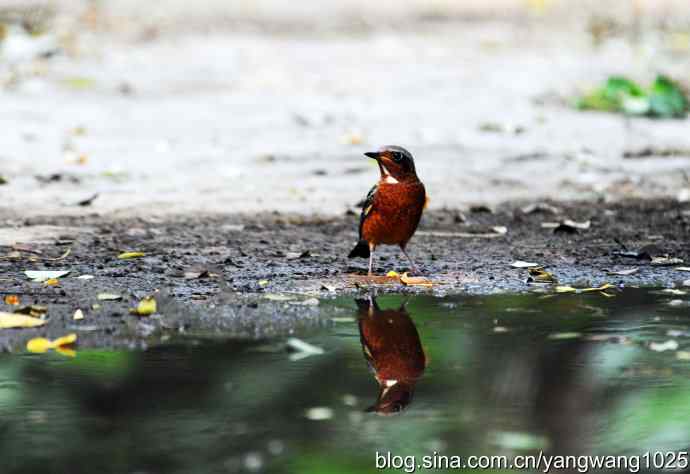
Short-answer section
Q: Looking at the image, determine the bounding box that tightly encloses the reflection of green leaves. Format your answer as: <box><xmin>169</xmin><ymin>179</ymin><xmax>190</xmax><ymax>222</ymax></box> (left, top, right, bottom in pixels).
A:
<box><xmin>67</xmin><ymin>350</ymin><xmax>134</xmax><ymax>381</ymax></box>
<box><xmin>577</xmin><ymin>75</ymin><xmax>688</xmax><ymax>118</ymax></box>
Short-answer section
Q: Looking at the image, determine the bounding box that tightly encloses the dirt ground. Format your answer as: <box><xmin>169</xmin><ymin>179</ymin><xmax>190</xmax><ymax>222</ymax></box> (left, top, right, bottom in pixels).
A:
<box><xmin>1</xmin><ymin>199</ymin><xmax>689</xmax><ymax>349</ymax></box>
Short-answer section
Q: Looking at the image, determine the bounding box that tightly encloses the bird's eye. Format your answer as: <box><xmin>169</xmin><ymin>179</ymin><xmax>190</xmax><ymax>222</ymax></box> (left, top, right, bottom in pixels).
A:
<box><xmin>393</xmin><ymin>152</ymin><xmax>403</xmax><ymax>163</ymax></box>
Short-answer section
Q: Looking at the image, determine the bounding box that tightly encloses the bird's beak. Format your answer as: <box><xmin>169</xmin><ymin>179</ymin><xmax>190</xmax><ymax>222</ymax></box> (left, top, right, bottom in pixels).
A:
<box><xmin>364</xmin><ymin>151</ymin><xmax>382</xmax><ymax>160</ymax></box>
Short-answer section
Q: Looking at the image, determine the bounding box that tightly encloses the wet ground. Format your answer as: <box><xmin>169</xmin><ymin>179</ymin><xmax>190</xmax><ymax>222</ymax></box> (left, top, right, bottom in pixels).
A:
<box><xmin>0</xmin><ymin>199</ymin><xmax>689</xmax><ymax>348</ymax></box>
<box><xmin>3</xmin><ymin>289</ymin><xmax>690</xmax><ymax>474</ymax></box>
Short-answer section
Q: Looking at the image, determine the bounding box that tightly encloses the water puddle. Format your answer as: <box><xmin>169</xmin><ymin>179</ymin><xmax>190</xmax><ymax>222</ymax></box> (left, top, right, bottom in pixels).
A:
<box><xmin>2</xmin><ymin>288</ymin><xmax>690</xmax><ymax>473</ymax></box>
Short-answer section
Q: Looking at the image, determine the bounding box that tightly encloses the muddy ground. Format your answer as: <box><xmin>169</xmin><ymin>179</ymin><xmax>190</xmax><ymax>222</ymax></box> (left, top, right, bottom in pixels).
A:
<box><xmin>0</xmin><ymin>198</ymin><xmax>688</xmax><ymax>349</ymax></box>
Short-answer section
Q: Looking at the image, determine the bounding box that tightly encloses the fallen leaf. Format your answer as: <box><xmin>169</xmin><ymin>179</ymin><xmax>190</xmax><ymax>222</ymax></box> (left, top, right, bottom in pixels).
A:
<box><xmin>400</xmin><ymin>272</ymin><xmax>433</xmax><ymax>287</ymax></box>
<box><xmin>24</xmin><ymin>270</ymin><xmax>70</xmax><ymax>282</ymax></box>
<box><xmin>27</xmin><ymin>333</ymin><xmax>77</xmax><ymax>354</ymax></box>
<box><xmin>77</xmin><ymin>275</ymin><xmax>94</xmax><ymax>280</ymax></box>
<box><xmin>130</xmin><ymin>296</ymin><xmax>157</xmax><ymax>316</ymax></box>
<box><xmin>605</xmin><ymin>267</ymin><xmax>639</xmax><ymax>276</ymax></box>
<box><xmin>44</xmin><ymin>278</ymin><xmax>60</xmax><ymax>286</ymax></box>
<box><xmin>73</xmin><ymin>309</ymin><xmax>84</xmax><ymax>320</ymax></box>
<box><xmin>3</xmin><ymin>295</ymin><xmax>20</xmax><ymax>306</ymax></box>
<box><xmin>527</xmin><ymin>267</ymin><xmax>557</xmax><ymax>284</ymax></box>
<box><xmin>386</xmin><ymin>271</ymin><xmax>400</xmax><ymax>278</ymax></box>
<box><xmin>97</xmin><ymin>293</ymin><xmax>122</xmax><ymax>301</ymax></box>
<box><xmin>555</xmin><ymin>283</ymin><xmax>616</xmax><ymax>294</ymax></box>
<box><xmin>258</xmin><ymin>280</ymin><xmax>269</xmax><ymax>287</ymax></box>
<box><xmin>118</xmin><ymin>252</ymin><xmax>145</xmax><ymax>260</ymax></box>
<box><xmin>521</xmin><ymin>203</ymin><xmax>560</xmax><ymax>215</ymax></box>
<box><xmin>286</xmin><ymin>251</ymin><xmax>311</xmax><ymax>260</ymax></box>
<box><xmin>511</xmin><ymin>261</ymin><xmax>539</xmax><ymax>268</ymax></box>
<box><xmin>14</xmin><ymin>305</ymin><xmax>47</xmax><ymax>317</ymax></box>
<box><xmin>543</xmin><ymin>219</ymin><xmax>591</xmax><ymax>234</ymax></box>
<box><xmin>651</xmin><ymin>256</ymin><xmax>684</xmax><ymax>266</ymax></box>
<box><xmin>0</xmin><ymin>312</ymin><xmax>46</xmax><ymax>329</ymax></box>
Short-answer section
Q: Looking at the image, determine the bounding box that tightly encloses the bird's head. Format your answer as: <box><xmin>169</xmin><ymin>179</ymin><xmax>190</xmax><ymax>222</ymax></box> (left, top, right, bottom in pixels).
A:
<box><xmin>364</xmin><ymin>146</ymin><xmax>418</xmax><ymax>183</ymax></box>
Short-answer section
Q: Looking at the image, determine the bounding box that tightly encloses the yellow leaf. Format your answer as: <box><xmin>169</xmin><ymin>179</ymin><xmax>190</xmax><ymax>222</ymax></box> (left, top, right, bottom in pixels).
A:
<box><xmin>258</xmin><ymin>279</ymin><xmax>269</xmax><ymax>287</ymax></box>
<box><xmin>118</xmin><ymin>252</ymin><xmax>146</xmax><ymax>260</ymax></box>
<box><xmin>27</xmin><ymin>333</ymin><xmax>77</xmax><ymax>354</ymax></box>
<box><xmin>528</xmin><ymin>267</ymin><xmax>557</xmax><ymax>283</ymax></box>
<box><xmin>0</xmin><ymin>312</ymin><xmax>46</xmax><ymax>329</ymax></box>
<box><xmin>386</xmin><ymin>271</ymin><xmax>400</xmax><ymax>278</ymax></box>
<box><xmin>26</xmin><ymin>338</ymin><xmax>52</xmax><ymax>353</ymax></box>
<box><xmin>555</xmin><ymin>286</ymin><xmax>577</xmax><ymax>293</ymax></box>
<box><xmin>582</xmin><ymin>283</ymin><xmax>615</xmax><ymax>293</ymax></box>
<box><xmin>130</xmin><ymin>297</ymin><xmax>157</xmax><ymax>316</ymax></box>
<box><xmin>44</xmin><ymin>278</ymin><xmax>60</xmax><ymax>286</ymax></box>
<box><xmin>3</xmin><ymin>295</ymin><xmax>20</xmax><ymax>306</ymax></box>
<box><xmin>400</xmin><ymin>272</ymin><xmax>434</xmax><ymax>287</ymax></box>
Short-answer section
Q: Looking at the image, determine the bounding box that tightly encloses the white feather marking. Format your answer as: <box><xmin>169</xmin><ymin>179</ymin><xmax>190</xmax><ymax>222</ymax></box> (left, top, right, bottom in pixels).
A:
<box><xmin>381</xmin><ymin>163</ymin><xmax>399</xmax><ymax>184</ymax></box>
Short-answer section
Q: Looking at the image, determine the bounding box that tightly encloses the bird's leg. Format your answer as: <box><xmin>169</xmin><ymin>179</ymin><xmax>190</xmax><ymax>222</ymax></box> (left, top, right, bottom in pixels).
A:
<box><xmin>400</xmin><ymin>246</ymin><xmax>420</xmax><ymax>275</ymax></box>
<box><xmin>368</xmin><ymin>243</ymin><xmax>375</xmax><ymax>276</ymax></box>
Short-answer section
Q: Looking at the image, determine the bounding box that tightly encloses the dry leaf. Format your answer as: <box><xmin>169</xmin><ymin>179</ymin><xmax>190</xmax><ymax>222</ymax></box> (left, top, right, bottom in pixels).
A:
<box><xmin>44</xmin><ymin>278</ymin><xmax>60</xmax><ymax>286</ymax></box>
<box><xmin>400</xmin><ymin>272</ymin><xmax>433</xmax><ymax>287</ymax></box>
<box><xmin>651</xmin><ymin>256</ymin><xmax>684</xmax><ymax>266</ymax></box>
<box><xmin>3</xmin><ymin>295</ymin><xmax>20</xmax><ymax>306</ymax></box>
<box><xmin>0</xmin><ymin>312</ymin><xmax>46</xmax><ymax>329</ymax></box>
<box><xmin>13</xmin><ymin>305</ymin><xmax>47</xmax><ymax>317</ymax></box>
<box><xmin>386</xmin><ymin>271</ymin><xmax>400</xmax><ymax>278</ymax></box>
<box><xmin>26</xmin><ymin>333</ymin><xmax>77</xmax><ymax>354</ymax></box>
<box><xmin>97</xmin><ymin>293</ymin><xmax>122</xmax><ymax>301</ymax></box>
<box><xmin>555</xmin><ymin>283</ymin><xmax>616</xmax><ymax>294</ymax></box>
<box><xmin>130</xmin><ymin>296</ymin><xmax>157</xmax><ymax>316</ymax></box>
<box><xmin>118</xmin><ymin>252</ymin><xmax>146</xmax><ymax>260</ymax></box>
<box><xmin>24</xmin><ymin>270</ymin><xmax>70</xmax><ymax>282</ymax></box>
<box><xmin>527</xmin><ymin>267</ymin><xmax>557</xmax><ymax>283</ymax></box>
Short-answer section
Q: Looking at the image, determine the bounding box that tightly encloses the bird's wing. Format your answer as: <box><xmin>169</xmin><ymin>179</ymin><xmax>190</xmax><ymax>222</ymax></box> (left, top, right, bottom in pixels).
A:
<box><xmin>358</xmin><ymin>184</ymin><xmax>378</xmax><ymax>238</ymax></box>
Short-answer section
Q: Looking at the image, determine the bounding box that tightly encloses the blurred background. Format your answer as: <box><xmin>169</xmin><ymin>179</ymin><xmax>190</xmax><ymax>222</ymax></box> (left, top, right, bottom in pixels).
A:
<box><xmin>1</xmin><ymin>0</ymin><xmax>690</xmax><ymax>217</ymax></box>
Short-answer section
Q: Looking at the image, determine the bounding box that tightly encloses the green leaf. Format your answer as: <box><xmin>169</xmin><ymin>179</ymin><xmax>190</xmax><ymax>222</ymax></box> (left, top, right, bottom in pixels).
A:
<box><xmin>648</xmin><ymin>75</ymin><xmax>688</xmax><ymax>118</ymax></box>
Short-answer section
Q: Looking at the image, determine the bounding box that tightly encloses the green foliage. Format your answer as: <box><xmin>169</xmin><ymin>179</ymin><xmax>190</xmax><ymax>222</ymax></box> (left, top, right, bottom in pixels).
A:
<box><xmin>577</xmin><ymin>75</ymin><xmax>688</xmax><ymax>118</ymax></box>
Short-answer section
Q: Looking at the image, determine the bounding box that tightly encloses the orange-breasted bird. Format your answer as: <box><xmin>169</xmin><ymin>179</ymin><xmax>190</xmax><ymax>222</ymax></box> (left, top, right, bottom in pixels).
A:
<box><xmin>356</xmin><ymin>296</ymin><xmax>426</xmax><ymax>414</ymax></box>
<box><xmin>348</xmin><ymin>146</ymin><xmax>426</xmax><ymax>275</ymax></box>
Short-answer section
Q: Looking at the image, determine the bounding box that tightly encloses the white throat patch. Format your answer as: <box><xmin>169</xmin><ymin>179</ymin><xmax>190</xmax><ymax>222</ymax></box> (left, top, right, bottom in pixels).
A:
<box><xmin>381</xmin><ymin>164</ymin><xmax>399</xmax><ymax>184</ymax></box>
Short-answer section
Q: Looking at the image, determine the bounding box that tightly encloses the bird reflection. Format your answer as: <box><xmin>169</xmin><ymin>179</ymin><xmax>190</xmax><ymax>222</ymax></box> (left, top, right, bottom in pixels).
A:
<box><xmin>356</xmin><ymin>296</ymin><xmax>426</xmax><ymax>415</ymax></box>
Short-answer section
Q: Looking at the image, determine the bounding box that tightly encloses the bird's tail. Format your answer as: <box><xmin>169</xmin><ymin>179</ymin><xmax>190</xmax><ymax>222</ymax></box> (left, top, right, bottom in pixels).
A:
<box><xmin>348</xmin><ymin>240</ymin><xmax>370</xmax><ymax>259</ymax></box>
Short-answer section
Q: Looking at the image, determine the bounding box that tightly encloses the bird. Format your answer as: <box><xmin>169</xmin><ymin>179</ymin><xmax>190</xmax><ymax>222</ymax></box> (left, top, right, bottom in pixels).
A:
<box><xmin>348</xmin><ymin>145</ymin><xmax>426</xmax><ymax>276</ymax></box>
<box><xmin>356</xmin><ymin>296</ymin><xmax>426</xmax><ymax>414</ymax></box>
